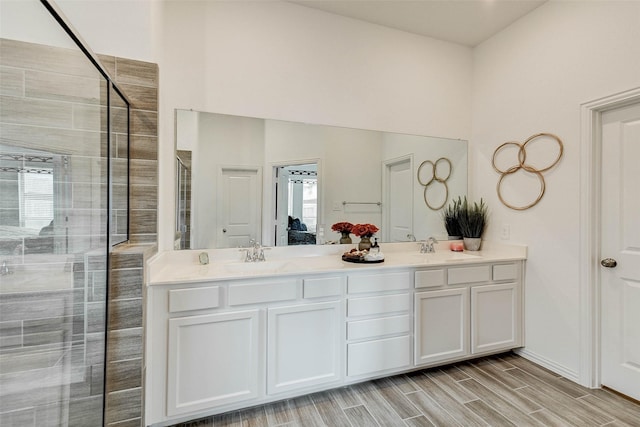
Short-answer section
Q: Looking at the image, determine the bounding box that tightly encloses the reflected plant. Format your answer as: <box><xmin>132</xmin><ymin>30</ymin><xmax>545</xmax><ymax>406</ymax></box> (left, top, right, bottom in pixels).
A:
<box><xmin>442</xmin><ymin>196</ymin><xmax>462</xmax><ymax>237</ymax></box>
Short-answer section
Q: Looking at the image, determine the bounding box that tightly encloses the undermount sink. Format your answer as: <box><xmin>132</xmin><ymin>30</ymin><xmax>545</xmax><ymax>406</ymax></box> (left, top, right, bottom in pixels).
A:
<box><xmin>223</xmin><ymin>260</ymin><xmax>293</xmax><ymax>274</ymax></box>
<box><xmin>405</xmin><ymin>251</ymin><xmax>482</xmax><ymax>263</ymax></box>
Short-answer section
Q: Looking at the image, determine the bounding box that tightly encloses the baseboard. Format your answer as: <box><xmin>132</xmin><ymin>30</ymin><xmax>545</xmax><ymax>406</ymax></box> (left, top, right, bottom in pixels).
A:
<box><xmin>514</xmin><ymin>348</ymin><xmax>580</xmax><ymax>383</ymax></box>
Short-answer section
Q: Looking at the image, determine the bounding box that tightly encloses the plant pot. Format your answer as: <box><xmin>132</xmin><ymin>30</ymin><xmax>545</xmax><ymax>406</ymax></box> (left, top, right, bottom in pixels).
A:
<box><xmin>447</xmin><ymin>235</ymin><xmax>462</xmax><ymax>240</ymax></box>
<box><xmin>463</xmin><ymin>237</ymin><xmax>482</xmax><ymax>251</ymax></box>
<box><xmin>358</xmin><ymin>236</ymin><xmax>372</xmax><ymax>251</ymax></box>
<box><xmin>339</xmin><ymin>232</ymin><xmax>352</xmax><ymax>244</ymax></box>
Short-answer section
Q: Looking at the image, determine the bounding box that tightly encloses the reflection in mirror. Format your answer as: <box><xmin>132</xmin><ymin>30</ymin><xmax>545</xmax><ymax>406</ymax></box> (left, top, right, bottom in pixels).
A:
<box><xmin>175</xmin><ymin>150</ymin><xmax>192</xmax><ymax>249</ymax></box>
<box><xmin>276</xmin><ymin>163</ymin><xmax>318</xmax><ymax>246</ymax></box>
<box><xmin>176</xmin><ymin>109</ymin><xmax>468</xmax><ymax>249</ymax></box>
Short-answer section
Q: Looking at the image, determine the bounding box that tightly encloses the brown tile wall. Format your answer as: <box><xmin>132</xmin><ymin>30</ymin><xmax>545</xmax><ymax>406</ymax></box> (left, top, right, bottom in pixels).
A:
<box><xmin>97</xmin><ymin>55</ymin><xmax>159</xmax><ymax>427</ymax></box>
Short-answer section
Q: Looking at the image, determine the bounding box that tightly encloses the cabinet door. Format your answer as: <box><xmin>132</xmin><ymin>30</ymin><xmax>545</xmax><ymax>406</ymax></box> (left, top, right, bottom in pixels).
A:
<box><xmin>415</xmin><ymin>288</ymin><xmax>469</xmax><ymax>366</ymax></box>
<box><xmin>267</xmin><ymin>301</ymin><xmax>341</xmax><ymax>394</ymax></box>
<box><xmin>167</xmin><ymin>310</ymin><xmax>260</xmax><ymax>416</ymax></box>
<box><xmin>471</xmin><ymin>283</ymin><xmax>520</xmax><ymax>354</ymax></box>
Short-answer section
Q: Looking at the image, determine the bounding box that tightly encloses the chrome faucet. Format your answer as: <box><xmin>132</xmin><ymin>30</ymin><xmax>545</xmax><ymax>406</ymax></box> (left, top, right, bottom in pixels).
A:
<box><xmin>418</xmin><ymin>237</ymin><xmax>438</xmax><ymax>254</ymax></box>
<box><xmin>1</xmin><ymin>260</ymin><xmax>11</xmax><ymax>276</ymax></box>
<box><xmin>240</xmin><ymin>240</ymin><xmax>269</xmax><ymax>262</ymax></box>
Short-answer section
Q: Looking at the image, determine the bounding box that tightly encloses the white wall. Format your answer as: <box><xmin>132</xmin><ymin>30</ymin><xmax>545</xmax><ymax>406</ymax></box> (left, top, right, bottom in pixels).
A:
<box><xmin>0</xmin><ymin>0</ymin><xmax>77</xmax><ymax>49</ymax></box>
<box><xmin>471</xmin><ymin>0</ymin><xmax>640</xmax><ymax>380</ymax></box>
<box><xmin>55</xmin><ymin>0</ymin><xmax>160</xmax><ymax>63</ymax></box>
<box><xmin>158</xmin><ymin>0</ymin><xmax>473</xmax><ymax>251</ymax></box>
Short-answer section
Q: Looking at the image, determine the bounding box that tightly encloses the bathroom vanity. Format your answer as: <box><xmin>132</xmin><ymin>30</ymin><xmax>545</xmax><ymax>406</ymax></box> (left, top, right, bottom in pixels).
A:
<box><xmin>146</xmin><ymin>242</ymin><xmax>526</xmax><ymax>426</ymax></box>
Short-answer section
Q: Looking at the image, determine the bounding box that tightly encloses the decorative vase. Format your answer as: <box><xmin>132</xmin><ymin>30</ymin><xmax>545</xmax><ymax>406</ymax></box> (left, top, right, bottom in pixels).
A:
<box><xmin>340</xmin><ymin>232</ymin><xmax>352</xmax><ymax>244</ymax></box>
<box><xmin>358</xmin><ymin>236</ymin><xmax>372</xmax><ymax>251</ymax></box>
<box><xmin>463</xmin><ymin>237</ymin><xmax>482</xmax><ymax>251</ymax></box>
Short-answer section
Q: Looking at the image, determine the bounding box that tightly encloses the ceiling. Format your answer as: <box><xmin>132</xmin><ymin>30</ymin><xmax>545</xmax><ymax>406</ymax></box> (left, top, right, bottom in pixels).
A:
<box><xmin>289</xmin><ymin>0</ymin><xmax>547</xmax><ymax>47</ymax></box>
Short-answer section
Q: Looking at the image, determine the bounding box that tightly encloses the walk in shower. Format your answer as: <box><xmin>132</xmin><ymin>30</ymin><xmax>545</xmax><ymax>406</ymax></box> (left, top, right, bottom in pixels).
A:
<box><xmin>0</xmin><ymin>0</ymin><xmax>129</xmax><ymax>425</ymax></box>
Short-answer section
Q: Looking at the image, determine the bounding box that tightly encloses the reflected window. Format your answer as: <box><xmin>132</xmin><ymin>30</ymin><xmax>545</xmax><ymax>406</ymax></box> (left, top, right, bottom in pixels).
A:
<box><xmin>19</xmin><ymin>169</ymin><xmax>53</xmax><ymax>230</ymax></box>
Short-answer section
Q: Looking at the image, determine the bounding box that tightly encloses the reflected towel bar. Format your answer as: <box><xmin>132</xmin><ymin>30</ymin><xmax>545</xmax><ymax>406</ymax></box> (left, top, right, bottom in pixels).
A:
<box><xmin>342</xmin><ymin>201</ymin><xmax>382</xmax><ymax>206</ymax></box>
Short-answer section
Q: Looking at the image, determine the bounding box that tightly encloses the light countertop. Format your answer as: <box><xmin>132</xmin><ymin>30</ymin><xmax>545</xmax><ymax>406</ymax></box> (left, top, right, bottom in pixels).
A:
<box><xmin>148</xmin><ymin>241</ymin><xmax>527</xmax><ymax>286</ymax></box>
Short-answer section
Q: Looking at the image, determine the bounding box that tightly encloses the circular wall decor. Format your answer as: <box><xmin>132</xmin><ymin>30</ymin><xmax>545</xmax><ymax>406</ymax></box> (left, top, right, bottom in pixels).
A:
<box><xmin>417</xmin><ymin>157</ymin><xmax>452</xmax><ymax>210</ymax></box>
<box><xmin>492</xmin><ymin>133</ymin><xmax>563</xmax><ymax>210</ymax></box>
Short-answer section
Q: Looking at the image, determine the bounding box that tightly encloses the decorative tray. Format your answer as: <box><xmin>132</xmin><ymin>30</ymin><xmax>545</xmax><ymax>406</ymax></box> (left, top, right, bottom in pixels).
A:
<box><xmin>341</xmin><ymin>255</ymin><xmax>385</xmax><ymax>264</ymax></box>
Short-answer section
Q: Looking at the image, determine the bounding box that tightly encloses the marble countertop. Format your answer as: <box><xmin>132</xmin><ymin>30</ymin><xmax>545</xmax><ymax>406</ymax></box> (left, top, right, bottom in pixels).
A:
<box><xmin>148</xmin><ymin>241</ymin><xmax>527</xmax><ymax>286</ymax></box>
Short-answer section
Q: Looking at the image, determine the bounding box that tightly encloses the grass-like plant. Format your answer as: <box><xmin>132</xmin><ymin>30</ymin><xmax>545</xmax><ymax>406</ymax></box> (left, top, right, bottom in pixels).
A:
<box><xmin>458</xmin><ymin>197</ymin><xmax>488</xmax><ymax>238</ymax></box>
<box><xmin>442</xmin><ymin>196</ymin><xmax>463</xmax><ymax>237</ymax></box>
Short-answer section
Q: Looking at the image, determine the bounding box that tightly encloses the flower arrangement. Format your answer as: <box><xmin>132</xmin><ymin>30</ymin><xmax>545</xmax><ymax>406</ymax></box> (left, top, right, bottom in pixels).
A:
<box><xmin>331</xmin><ymin>222</ymin><xmax>354</xmax><ymax>234</ymax></box>
<box><xmin>351</xmin><ymin>223</ymin><xmax>379</xmax><ymax>238</ymax></box>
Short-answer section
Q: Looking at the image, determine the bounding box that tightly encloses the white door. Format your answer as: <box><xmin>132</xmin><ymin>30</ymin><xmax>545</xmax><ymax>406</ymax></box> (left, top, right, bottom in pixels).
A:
<box><xmin>217</xmin><ymin>167</ymin><xmax>261</xmax><ymax>248</ymax></box>
<box><xmin>600</xmin><ymin>101</ymin><xmax>640</xmax><ymax>400</ymax></box>
<box><xmin>384</xmin><ymin>157</ymin><xmax>412</xmax><ymax>242</ymax></box>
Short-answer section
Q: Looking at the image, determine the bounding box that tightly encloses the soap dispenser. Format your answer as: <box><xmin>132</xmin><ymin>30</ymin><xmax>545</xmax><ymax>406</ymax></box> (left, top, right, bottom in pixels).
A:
<box><xmin>371</xmin><ymin>238</ymin><xmax>380</xmax><ymax>254</ymax></box>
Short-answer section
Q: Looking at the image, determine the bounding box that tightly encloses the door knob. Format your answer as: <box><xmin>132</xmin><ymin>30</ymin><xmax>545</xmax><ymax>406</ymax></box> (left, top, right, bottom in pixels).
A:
<box><xmin>222</xmin><ymin>228</ymin><xmax>227</xmax><ymax>233</ymax></box>
<box><xmin>600</xmin><ymin>258</ymin><xmax>617</xmax><ymax>268</ymax></box>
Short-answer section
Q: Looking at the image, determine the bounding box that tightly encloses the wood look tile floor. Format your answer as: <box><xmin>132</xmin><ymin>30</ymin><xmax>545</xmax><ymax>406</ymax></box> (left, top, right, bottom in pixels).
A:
<box><xmin>172</xmin><ymin>352</ymin><xmax>640</xmax><ymax>427</ymax></box>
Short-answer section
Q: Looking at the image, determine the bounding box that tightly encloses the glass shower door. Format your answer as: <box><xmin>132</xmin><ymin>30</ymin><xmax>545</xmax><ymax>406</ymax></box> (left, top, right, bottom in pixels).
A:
<box><xmin>0</xmin><ymin>1</ymin><xmax>123</xmax><ymax>425</ymax></box>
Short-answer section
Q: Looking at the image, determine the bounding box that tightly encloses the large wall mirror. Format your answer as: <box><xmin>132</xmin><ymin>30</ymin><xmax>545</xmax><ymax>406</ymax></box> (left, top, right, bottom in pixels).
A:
<box><xmin>175</xmin><ymin>109</ymin><xmax>468</xmax><ymax>249</ymax></box>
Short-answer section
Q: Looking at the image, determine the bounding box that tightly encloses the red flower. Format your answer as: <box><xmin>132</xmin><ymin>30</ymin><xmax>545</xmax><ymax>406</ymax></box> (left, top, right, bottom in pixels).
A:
<box><xmin>351</xmin><ymin>223</ymin><xmax>379</xmax><ymax>238</ymax></box>
<box><xmin>331</xmin><ymin>222</ymin><xmax>354</xmax><ymax>233</ymax></box>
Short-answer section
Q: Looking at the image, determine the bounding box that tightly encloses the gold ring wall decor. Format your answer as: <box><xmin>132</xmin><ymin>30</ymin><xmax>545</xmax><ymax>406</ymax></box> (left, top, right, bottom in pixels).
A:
<box><xmin>492</xmin><ymin>133</ymin><xmax>563</xmax><ymax>210</ymax></box>
<box><xmin>417</xmin><ymin>157</ymin><xmax>452</xmax><ymax>210</ymax></box>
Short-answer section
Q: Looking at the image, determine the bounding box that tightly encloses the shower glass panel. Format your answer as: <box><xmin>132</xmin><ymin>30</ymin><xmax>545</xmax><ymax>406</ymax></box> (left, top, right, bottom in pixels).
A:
<box><xmin>0</xmin><ymin>1</ymin><xmax>129</xmax><ymax>425</ymax></box>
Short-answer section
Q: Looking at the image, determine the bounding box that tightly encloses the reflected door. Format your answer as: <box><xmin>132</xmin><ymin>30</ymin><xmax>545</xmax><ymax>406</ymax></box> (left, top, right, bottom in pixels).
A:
<box><xmin>275</xmin><ymin>168</ymin><xmax>290</xmax><ymax>246</ymax></box>
<box><xmin>384</xmin><ymin>157</ymin><xmax>413</xmax><ymax>242</ymax></box>
<box><xmin>216</xmin><ymin>167</ymin><xmax>261</xmax><ymax>248</ymax></box>
<box><xmin>600</xmin><ymin>101</ymin><xmax>640</xmax><ymax>400</ymax></box>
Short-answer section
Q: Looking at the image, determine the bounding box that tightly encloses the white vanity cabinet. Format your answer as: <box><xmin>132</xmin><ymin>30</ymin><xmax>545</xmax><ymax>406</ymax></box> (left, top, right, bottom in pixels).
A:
<box><xmin>167</xmin><ymin>309</ymin><xmax>261</xmax><ymax>416</ymax></box>
<box><xmin>147</xmin><ymin>254</ymin><xmax>525</xmax><ymax>426</ymax></box>
<box><xmin>346</xmin><ymin>271</ymin><xmax>412</xmax><ymax>378</ymax></box>
<box><xmin>415</xmin><ymin>287</ymin><xmax>470</xmax><ymax>365</ymax></box>
<box><xmin>414</xmin><ymin>262</ymin><xmax>523</xmax><ymax>367</ymax></box>
<box><xmin>267</xmin><ymin>300</ymin><xmax>342</xmax><ymax>394</ymax></box>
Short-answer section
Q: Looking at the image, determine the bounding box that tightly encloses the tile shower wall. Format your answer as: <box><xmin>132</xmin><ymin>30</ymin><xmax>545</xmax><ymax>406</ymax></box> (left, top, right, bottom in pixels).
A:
<box><xmin>99</xmin><ymin>55</ymin><xmax>158</xmax><ymax>427</ymax></box>
<box><xmin>95</xmin><ymin>54</ymin><xmax>158</xmax><ymax>426</ymax></box>
<box><xmin>1</xmin><ymin>39</ymin><xmax>158</xmax><ymax>426</ymax></box>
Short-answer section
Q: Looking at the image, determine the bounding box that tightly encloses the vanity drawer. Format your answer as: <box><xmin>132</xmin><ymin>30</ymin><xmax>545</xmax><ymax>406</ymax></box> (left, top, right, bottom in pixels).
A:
<box><xmin>169</xmin><ymin>286</ymin><xmax>220</xmax><ymax>313</ymax></box>
<box><xmin>303</xmin><ymin>276</ymin><xmax>343</xmax><ymax>299</ymax></box>
<box><xmin>448</xmin><ymin>265</ymin><xmax>491</xmax><ymax>285</ymax></box>
<box><xmin>415</xmin><ymin>269</ymin><xmax>446</xmax><ymax>289</ymax></box>
<box><xmin>347</xmin><ymin>272</ymin><xmax>410</xmax><ymax>294</ymax></box>
<box><xmin>347</xmin><ymin>293</ymin><xmax>410</xmax><ymax>317</ymax></box>
<box><xmin>347</xmin><ymin>335</ymin><xmax>411</xmax><ymax>377</ymax></box>
<box><xmin>347</xmin><ymin>315</ymin><xmax>410</xmax><ymax>341</ymax></box>
<box><xmin>228</xmin><ymin>280</ymin><xmax>297</xmax><ymax>306</ymax></box>
<box><xmin>493</xmin><ymin>263</ymin><xmax>519</xmax><ymax>282</ymax></box>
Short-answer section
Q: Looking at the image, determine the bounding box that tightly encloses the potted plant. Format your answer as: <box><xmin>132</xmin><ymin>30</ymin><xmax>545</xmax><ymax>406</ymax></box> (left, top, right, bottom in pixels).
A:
<box><xmin>442</xmin><ymin>196</ymin><xmax>463</xmax><ymax>240</ymax></box>
<box><xmin>458</xmin><ymin>197</ymin><xmax>488</xmax><ymax>251</ymax></box>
